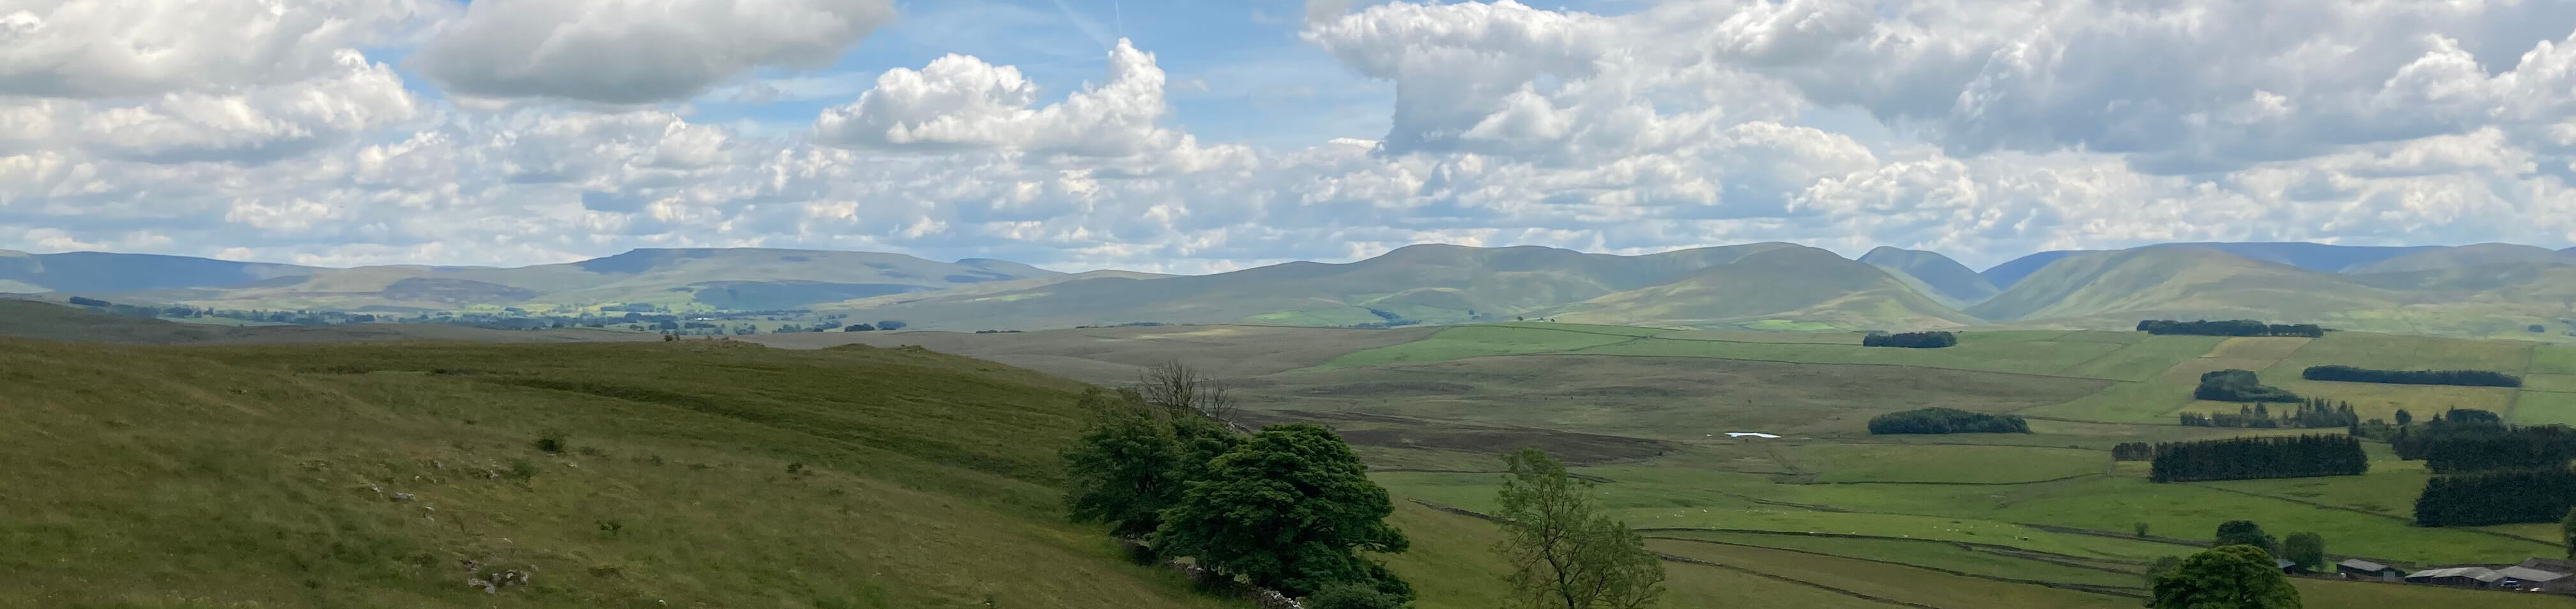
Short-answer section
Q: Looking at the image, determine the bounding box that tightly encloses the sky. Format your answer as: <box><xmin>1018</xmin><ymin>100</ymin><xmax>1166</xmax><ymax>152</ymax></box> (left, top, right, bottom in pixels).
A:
<box><xmin>3</xmin><ymin>0</ymin><xmax>2575</xmax><ymax>274</ymax></box>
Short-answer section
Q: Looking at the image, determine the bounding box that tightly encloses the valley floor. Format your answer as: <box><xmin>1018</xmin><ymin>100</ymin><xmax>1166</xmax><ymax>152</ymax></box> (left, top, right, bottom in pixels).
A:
<box><xmin>9</xmin><ymin>316</ymin><xmax>2576</xmax><ymax>608</ymax></box>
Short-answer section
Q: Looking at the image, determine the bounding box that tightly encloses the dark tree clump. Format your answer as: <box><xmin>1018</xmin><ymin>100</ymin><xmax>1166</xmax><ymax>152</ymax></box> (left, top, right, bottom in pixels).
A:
<box><xmin>2193</xmin><ymin>369</ymin><xmax>2301</xmax><ymax>403</ymax></box>
<box><xmin>2415</xmin><ymin>467</ymin><xmax>2576</xmax><ymax>527</ymax></box>
<box><xmin>2112</xmin><ymin>442</ymin><xmax>2155</xmax><ymax>461</ymax></box>
<box><xmin>2423</xmin><ymin>425</ymin><xmax>2576</xmax><ymax>474</ymax></box>
<box><xmin>1862</xmin><ymin>331</ymin><xmax>1958</xmax><ymax>348</ymax></box>
<box><xmin>2281</xmin><ymin>532</ymin><xmax>2326</xmax><ymax>571</ymax></box>
<box><xmin>2213</xmin><ymin>520</ymin><xmax>2279</xmax><ymax>557</ymax></box>
<box><xmin>1866</xmin><ymin>407</ymin><xmax>2029</xmax><ymax>435</ymax></box>
<box><xmin>2137</xmin><ymin>319</ymin><xmax>2324</xmax><ymax>338</ymax></box>
<box><xmin>2149</xmin><ymin>435</ymin><xmax>2367</xmax><ymax>482</ymax></box>
<box><xmin>2301</xmin><ymin>365</ymin><xmax>2521</xmax><ymax>387</ymax></box>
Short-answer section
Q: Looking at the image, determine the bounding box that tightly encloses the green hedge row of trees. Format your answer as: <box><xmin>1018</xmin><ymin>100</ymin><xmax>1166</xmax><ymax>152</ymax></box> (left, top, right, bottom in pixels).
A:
<box><xmin>2149</xmin><ymin>435</ymin><xmax>2368</xmax><ymax>482</ymax></box>
<box><xmin>2416</xmin><ymin>467</ymin><xmax>2576</xmax><ymax>526</ymax></box>
<box><xmin>1866</xmin><ymin>407</ymin><xmax>2029</xmax><ymax>434</ymax></box>
<box><xmin>2300</xmin><ymin>365</ymin><xmax>2522</xmax><ymax>387</ymax></box>
<box><xmin>1861</xmin><ymin>331</ymin><xmax>1958</xmax><ymax>348</ymax></box>
<box><xmin>2193</xmin><ymin>369</ymin><xmax>2301</xmax><ymax>403</ymax></box>
<box><xmin>2136</xmin><ymin>320</ymin><xmax>2324</xmax><ymax>337</ymax></box>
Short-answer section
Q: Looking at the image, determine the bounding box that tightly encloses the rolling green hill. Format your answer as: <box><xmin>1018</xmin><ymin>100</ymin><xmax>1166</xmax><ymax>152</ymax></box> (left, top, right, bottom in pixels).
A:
<box><xmin>112</xmin><ymin>248</ymin><xmax>1062</xmax><ymax>312</ymax></box>
<box><xmin>34</xmin><ymin>240</ymin><xmax>2576</xmax><ymax>339</ymax></box>
<box><xmin>0</xmin><ymin>336</ymin><xmax>1254</xmax><ymax>608</ymax></box>
<box><xmin>2346</xmin><ymin>243</ymin><xmax>2572</xmax><ymax>275</ymax></box>
<box><xmin>827</xmin><ymin>243</ymin><xmax>1980</xmax><ymax>331</ymax></box>
<box><xmin>0</xmin><ymin>249</ymin><xmax>321</xmax><ymax>293</ymax></box>
<box><xmin>1966</xmin><ymin>247</ymin><xmax>2413</xmax><ymax>322</ymax></box>
<box><xmin>0</xmin><ymin>299</ymin><xmax>658</xmax><ymax>344</ymax></box>
<box><xmin>1546</xmin><ymin>246</ymin><xmax>1980</xmax><ymax>330</ymax></box>
<box><xmin>1859</xmin><ymin>246</ymin><xmax>2000</xmax><ymax>305</ymax></box>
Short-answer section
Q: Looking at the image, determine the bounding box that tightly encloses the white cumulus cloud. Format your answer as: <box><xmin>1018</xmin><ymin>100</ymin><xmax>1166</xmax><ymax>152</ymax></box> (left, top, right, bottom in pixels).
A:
<box><xmin>413</xmin><ymin>0</ymin><xmax>896</xmax><ymax>105</ymax></box>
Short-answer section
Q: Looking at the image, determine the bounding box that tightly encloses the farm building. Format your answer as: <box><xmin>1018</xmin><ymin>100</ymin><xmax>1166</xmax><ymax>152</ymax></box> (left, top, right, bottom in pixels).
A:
<box><xmin>2274</xmin><ymin>559</ymin><xmax>2311</xmax><ymax>575</ymax></box>
<box><xmin>2338</xmin><ymin>559</ymin><xmax>2403</xmax><ymax>582</ymax></box>
<box><xmin>2520</xmin><ymin>558</ymin><xmax>2576</xmax><ymax>573</ymax></box>
<box><xmin>2496</xmin><ymin>566</ymin><xmax>2572</xmax><ymax>592</ymax></box>
<box><xmin>2406</xmin><ymin>566</ymin><xmax>2504</xmax><ymax>588</ymax></box>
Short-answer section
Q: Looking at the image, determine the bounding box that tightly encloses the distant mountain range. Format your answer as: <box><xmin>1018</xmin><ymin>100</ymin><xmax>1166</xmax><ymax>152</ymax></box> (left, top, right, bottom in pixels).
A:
<box><xmin>12</xmin><ymin>241</ymin><xmax>2576</xmax><ymax>338</ymax></box>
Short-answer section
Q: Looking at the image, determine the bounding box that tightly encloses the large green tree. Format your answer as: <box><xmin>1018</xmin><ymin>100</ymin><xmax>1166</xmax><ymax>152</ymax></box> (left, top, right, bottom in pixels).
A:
<box><xmin>1496</xmin><ymin>449</ymin><xmax>1666</xmax><ymax>609</ymax></box>
<box><xmin>1061</xmin><ymin>390</ymin><xmax>1184</xmax><ymax>537</ymax></box>
<box><xmin>2562</xmin><ymin>505</ymin><xmax>2576</xmax><ymax>560</ymax></box>
<box><xmin>2280</xmin><ymin>533</ymin><xmax>2324</xmax><ymax>570</ymax></box>
<box><xmin>2214</xmin><ymin>520</ymin><xmax>2278</xmax><ymax>556</ymax></box>
<box><xmin>2151</xmin><ymin>546</ymin><xmax>2302</xmax><ymax>609</ymax></box>
<box><xmin>1153</xmin><ymin>424</ymin><xmax>1411</xmax><ymax>599</ymax></box>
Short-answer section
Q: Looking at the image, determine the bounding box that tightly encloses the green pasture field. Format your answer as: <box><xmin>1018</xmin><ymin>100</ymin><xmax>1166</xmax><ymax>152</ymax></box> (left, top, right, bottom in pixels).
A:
<box><xmin>2534</xmin><ymin>345</ymin><xmax>2576</xmax><ymax>375</ymax></box>
<box><xmin>2526</xmin><ymin>374</ymin><xmax>2576</xmax><ymax>392</ymax></box>
<box><xmin>1570</xmin><ymin>335</ymin><xmax>2127</xmax><ymax>376</ymax></box>
<box><xmin>1787</xmin><ymin>443</ymin><xmax>2106</xmax><ymax>484</ymax></box>
<box><xmin>2054</xmin><ymin>335</ymin><xmax>2228</xmax><ymax>382</ymax></box>
<box><xmin>1384</xmin><ymin>501</ymin><xmax>1908</xmax><ymax>609</ymax></box>
<box><xmin>2513</xmin><ymin>390</ymin><xmax>2576</xmax><ymax>426</ymax></box>
<box><xmin>1645</xmin><ymin>529</ymin><xmax>2148</xmax><ymax>589</ymax></box>
<box><xmin>1649</xmin><ymin>538</ymin><xmax>2141</xmax><ymax>609</ymax></box>
<box><xmin>1654</xmin><ymin>328</ymin><xmax>1867</xmax><ymax>343</ymax></box>
<box><xmin>1740</xmin><ymin>319</ymin><xmax>1842</xmax><ymax>331</ymax></box>
<box><xmin>2264</xmin><ymin>332</ymin><xmax>2535</xmax><ymax>375</ymax></box>
<box><xmin>1383</xmin><ymin>448</ymin><xmax>2556</xmax><ymax>566</ymax></box>
<box><xmin>2016</xmin><ymin>380</ymin><xmax>2200</xmax><ymax>423</ymax></box>
<box><xmin>1311</xmin><ymin>323</ymin><xmax>1660</xmax><ymax>369</ymax></box>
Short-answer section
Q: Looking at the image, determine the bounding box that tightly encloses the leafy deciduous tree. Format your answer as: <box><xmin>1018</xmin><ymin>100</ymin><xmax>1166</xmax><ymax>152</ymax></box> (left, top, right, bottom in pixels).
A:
<box><xmin>2151</xmin><ymin>546</ymin><xmax>2302</xmax><ymax>609</ymax></box>
<box><xmin>2281</xmin><ymin>532</ymin><xmax>2324</xmax><ymax>570</ymax></box>
<box><xmin>2214</xmin><ymin>521</ymin><xmax>2278</xmax><ymax>557</ymax></box>
<box><xmin>1153</xmin><ymin>424</ymin><xmax>1411</xmax><ymax>599</ymax></box>
<box><xmin>1496</xmin><ymin>448</ymin><xmax>1666</xmax><ymax>609</ymax></box>
<box><xmin>2561</xmin><ymin>505</ymin><xmax>2576</xmax><ymax>560</ymax></box>
<box><xmin>1062</xmin><ymin>390</ymin><xmax>1183</xmax><ymax>538</ymax></box>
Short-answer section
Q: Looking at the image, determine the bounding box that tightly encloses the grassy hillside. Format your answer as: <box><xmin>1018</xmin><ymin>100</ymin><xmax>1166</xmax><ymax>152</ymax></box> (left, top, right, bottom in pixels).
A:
<box><xmin>829</xmin><ymin>243</ymin><xmax>1819</xmax><ymax>330</ymax></box>
<box><xmin>2346</xmin><ymin>243</ymin><xmax>2572</xmax><ymax>275</ymax></box>
<box><xmin>113</xmin><ymin>248</ymin><xmax>1061</xmax><ymax>312</ymax></box>
<box><xmin>0</xmin><ymin>300</ymin><xmax>654</xmax><ymax>345</ymax></box>
<box><xmin>0</xmin><ymin>249</ymin><xmax>320</xmax><ymax>293</ymax></box>
<box><xmin>1859</xmin><ymin>246</ymin><xmax>2000</xmax><ymax>305</ymax></box>
<box><xmin>11</xmin><ymin>305</ymin><xmax>2570</xmax><ymax>609</ymax></box>
<box><xmin>0</xmin><ymin>337</ymin><xmax>1243</xmax><ymax>608</ymax></box>
<box><xmin>1968</xmin><ymin>247</ymin><xmax>2409</xmax><ymax>322</ymax></box>
<box><xmin>1544</xmin><ymin>246</ymin><xmax>1979</xmax><ymax>330</ymax></box>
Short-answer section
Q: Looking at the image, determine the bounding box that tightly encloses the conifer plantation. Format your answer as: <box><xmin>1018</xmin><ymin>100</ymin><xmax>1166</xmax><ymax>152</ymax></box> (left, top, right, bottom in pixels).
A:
<box><xmin>2148</xmin><ymin>435</ymin><xmax>2368</xmax><ymax>482</ymax></box>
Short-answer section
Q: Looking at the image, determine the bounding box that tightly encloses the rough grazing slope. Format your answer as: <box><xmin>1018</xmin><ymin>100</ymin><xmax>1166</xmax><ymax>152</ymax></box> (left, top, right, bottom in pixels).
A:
<box><xmin>0</xmin><ymin>337</ymin><xmax>1239</xmax><ymax>609</ymax></box>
